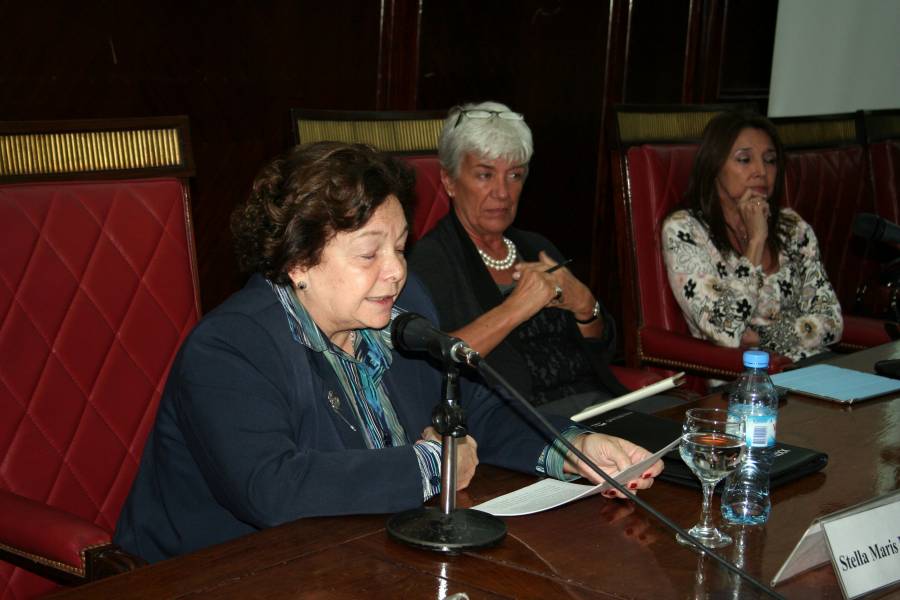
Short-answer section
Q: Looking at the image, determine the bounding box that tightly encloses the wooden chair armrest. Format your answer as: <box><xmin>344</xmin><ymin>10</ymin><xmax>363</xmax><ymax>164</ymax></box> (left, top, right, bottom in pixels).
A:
<box><xmin>640</xmin><ymin>327</ymin><xmax>792</xmax><ymax>379</ymax></box>
<box><xmin>0</xmin><ymin>489</ymin><xmax>145</xmax><ymax>583</ymax></box>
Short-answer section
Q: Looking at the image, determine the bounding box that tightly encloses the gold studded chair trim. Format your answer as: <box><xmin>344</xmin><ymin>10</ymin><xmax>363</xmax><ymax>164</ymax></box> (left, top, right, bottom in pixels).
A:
<box><xmin>613</xmin><ymin>104</ymin><xmax>757</xmax><ymax>148</ymax></box>
<box><xmin>295</xmin><ymin>118</ymin><xmax>444</xmax><ymax>153</ymax></box>
<box><xmin>0</xmin><ymin>116</ymin><xmax>193</xmax><ymax>181</ymax></box>
<box><xmin>774</xmin><ymin>118</ymin><xmax>858</xmax><ymax>149</ymax></box>
<box><xmin>616</xmin><ymin>111</ymin><xmax>724</xmax><ymax>145</ymax></box>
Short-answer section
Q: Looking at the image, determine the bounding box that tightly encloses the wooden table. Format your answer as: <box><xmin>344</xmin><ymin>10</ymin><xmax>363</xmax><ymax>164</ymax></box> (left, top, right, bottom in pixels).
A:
<box><xmin>51</xmin><ymin>348</ymin><xmax>900</xmax><ymax>599</ymax></box>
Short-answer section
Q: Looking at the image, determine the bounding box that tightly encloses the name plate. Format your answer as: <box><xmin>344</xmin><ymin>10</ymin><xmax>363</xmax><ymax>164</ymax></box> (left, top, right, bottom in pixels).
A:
<box><xmin>773</xmin><ymin>490</ymin><xmax>900</xmax><ymax>598</ymax></box>
<box><xmin>823</xmin><ymin>501</ymin><xmax>900</xmax><ymax>599</ymax></box>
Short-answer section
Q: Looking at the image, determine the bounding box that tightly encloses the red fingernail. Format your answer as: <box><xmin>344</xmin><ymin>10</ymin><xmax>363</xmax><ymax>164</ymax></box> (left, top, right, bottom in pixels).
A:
<box><xmin>641</xmin><ymin>473</ymin><xmax>652</xmax><ymax>479</ymax></box>
<box><xmin>628</xmin><ymin>482</ymin><xmax>638</xmax><ymax>490</ymax></box>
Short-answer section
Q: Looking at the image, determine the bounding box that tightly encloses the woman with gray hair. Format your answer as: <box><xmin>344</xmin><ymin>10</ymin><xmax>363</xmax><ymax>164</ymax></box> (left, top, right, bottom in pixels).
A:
<box><xmin>409</xmin><ymin>101</ymin><xmax>669</xmax><ymax>416</ymax></box>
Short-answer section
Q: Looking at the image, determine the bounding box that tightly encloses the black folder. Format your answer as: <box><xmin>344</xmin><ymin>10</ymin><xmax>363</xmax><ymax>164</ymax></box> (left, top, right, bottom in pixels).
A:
<box><xmin>584</xmin><ymin>409</ymin><xmax>828</xmax><ymax>491</ymax></box>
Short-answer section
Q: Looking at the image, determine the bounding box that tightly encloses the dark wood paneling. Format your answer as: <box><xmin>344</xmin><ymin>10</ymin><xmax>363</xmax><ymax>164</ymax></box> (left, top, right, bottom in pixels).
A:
<box><xmin>715</xmin><ymin>0</ymin><xmax>778</xmax><ymax>104</ymax></box>
<box><xmin>623</xmin><ymin>0</ymin><xmax>692</xmax><ymax>103</ymax></box>
<box><xmin>690</xmin><ymin>0</ymin><xmax>778</xmax><ymax>107</ymax></box>
<box><xmin>0</xmin><ymin>1</ymin><xmax>383</xmax><ymax>312</ymax></box>
<box><xmin>417</xmin><ymin>1</ymin><xmax>611</xmax><ymax>290</ymax></box>
<box><xmin>588</xmin><ymin>0</ymin><xmax>630</xmax><ymax>321</ymax></box>
<box><xmin>1</xmin><ymin>0</ymin><xmax>778</xmax><ymax>331</ymax></box>
<box><xmin>377</xmin><ymin>0</ymin><xmax>424</xmax><ymax>110</ymax></box>
<box><xmin>592</xmin><ymin>0</ymin><xmax>693</xmax><ymax>324</ymax></box>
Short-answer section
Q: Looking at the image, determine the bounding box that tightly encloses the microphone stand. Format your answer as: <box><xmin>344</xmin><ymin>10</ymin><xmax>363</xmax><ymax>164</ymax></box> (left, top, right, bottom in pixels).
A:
<box><xmin>386</xmin><ymin>362</ymin><xmax>507</xmax><ymax>553</ymax></box>
<box><xmin>387</xmin><ymin>312</ymin><xmax>782</xmax><ymax>597</ymax></box>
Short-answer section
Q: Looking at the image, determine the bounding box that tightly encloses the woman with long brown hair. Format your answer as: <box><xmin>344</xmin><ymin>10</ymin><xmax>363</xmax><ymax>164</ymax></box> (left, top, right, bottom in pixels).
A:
<box><xmin>662</xmin><ymin>111</ymin><xmax>842</xmax><ymax>362</ymax></box>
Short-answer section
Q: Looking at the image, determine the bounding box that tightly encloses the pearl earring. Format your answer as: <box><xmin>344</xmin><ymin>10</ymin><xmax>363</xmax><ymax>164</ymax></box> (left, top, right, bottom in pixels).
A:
<box><xmin>296</xmin><ymin>280</ymin><xmax>307</xmax><ymax>290</ymax></box>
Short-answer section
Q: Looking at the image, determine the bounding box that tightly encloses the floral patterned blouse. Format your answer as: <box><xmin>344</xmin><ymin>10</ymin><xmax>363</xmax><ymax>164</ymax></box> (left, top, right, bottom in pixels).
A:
<box><xmin>661</xmin><ymin>208</ymin><xmax>843</xmax><ymax>361</ymax></box>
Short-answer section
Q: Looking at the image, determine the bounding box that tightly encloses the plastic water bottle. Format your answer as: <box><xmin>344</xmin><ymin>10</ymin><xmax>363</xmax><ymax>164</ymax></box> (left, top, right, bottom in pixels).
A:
<box><xmin>721</xmin><ymin>350</ymin><xmax>779</xmax><ymax>525</ymax></box>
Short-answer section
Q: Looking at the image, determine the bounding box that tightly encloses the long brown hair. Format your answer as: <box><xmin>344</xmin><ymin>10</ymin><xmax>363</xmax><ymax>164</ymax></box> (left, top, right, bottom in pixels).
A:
<box><xmin>683</xmin><ymin>111</ymin><xmax>790</xmax><ymax>257</ymax></box>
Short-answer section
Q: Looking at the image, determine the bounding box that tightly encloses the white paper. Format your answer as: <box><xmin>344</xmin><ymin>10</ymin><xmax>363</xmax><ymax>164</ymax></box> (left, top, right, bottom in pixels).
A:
<box><xmin>570</xmin><ymin>372</ymin><xmax>685</xmax><ymax>422</ymax></box>
<box><xmin>473</xmin><ymin>437</ymin><xmax>680</xmax><ymax>517</ymax></box>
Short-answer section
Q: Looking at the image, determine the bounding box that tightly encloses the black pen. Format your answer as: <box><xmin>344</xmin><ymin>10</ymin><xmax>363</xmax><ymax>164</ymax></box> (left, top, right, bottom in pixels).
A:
<box><xmin>545</xmin><ymin>258</ymin><xmax>573</xmax><ymax>273</ymax></box>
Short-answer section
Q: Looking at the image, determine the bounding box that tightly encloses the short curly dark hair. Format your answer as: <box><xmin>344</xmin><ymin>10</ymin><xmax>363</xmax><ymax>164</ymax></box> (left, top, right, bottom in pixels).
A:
<box><xmin>231</xmin><ymin>142</ymin><xmax>416</xmax><ymax>284</ymax></box>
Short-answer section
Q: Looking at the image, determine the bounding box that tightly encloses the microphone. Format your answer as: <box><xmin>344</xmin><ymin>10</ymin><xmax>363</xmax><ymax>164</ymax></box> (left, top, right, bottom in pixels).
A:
<box><xmin>391</xmin><ymin>312</ymin><xmax>482</xmax><ymax>367</ymax></box>
<box><xmin>852</xmin><ymin>212</ymin><xmax>900</xmax><ymax>245</ymax></box>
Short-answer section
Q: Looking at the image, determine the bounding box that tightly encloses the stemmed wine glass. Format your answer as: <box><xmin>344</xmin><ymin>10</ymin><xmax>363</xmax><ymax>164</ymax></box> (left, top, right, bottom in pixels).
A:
<box><xmin>677</xmin><ymin>408</ymin><xmax>745</xmax><ymax>549</ymax></box>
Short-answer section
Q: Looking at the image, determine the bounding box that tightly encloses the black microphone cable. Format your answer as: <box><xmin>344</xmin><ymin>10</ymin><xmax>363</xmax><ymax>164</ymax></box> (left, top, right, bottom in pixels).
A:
<box><xmin>475</xmin><ymin>361</ymin><xmax>786</xmax><ymax>600</ymax></box>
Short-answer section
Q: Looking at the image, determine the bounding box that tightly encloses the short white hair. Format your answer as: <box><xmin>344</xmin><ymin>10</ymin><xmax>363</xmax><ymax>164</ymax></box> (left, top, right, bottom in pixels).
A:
<box><xmin>438</xmin><ymin>100</ymin><xmax>534</xmax><ymax>178</ymax></box>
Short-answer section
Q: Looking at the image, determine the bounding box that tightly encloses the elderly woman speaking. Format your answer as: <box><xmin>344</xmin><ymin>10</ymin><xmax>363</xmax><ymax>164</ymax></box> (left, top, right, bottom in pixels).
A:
<box><xmin>113</xmin><ymin>142</ymin><xmax>662</xmax><ymax>563</ymax></box>
<box><xmin>409</xmin><ymin>102</ymin><xmax>672</xmax><ymax>416</ymax></box>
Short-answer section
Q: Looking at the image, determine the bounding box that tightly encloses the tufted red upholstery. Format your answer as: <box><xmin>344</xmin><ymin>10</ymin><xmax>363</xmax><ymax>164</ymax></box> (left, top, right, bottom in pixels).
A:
<box><xmin>625</xmin><ymin>145</ymin><xmax>697</xmax><ymax>335</ymax></box>
<box><xmin>0</xmin><ymin>177</ymin><xmax>200</xmax><ymax>597</ymax></box>
<box><xmin>779</xmin><ymin>143</ymin><xmax>892</xmax><ymax>348</ymax></box>
<box><xmin>863</xmin><ymin>109</ymin><xmax>900</xmax><ymax>223</ymax></box>
<box><xmin>869</xmin><ymin>140</ymin><xmax>900</xmax><ymax>223</ymax></box>
<box><xmin>782</xmin><ymin>147</ymin><xmax>874</xmax><ymax>311</ymax></box>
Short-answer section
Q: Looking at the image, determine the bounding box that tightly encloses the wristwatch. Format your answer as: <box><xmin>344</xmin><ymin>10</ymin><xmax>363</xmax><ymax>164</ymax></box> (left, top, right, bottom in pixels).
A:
<box><xmin>575</xmin><ymin>300</ymin><xmax>601</xmax><ymax>324</ymax></box>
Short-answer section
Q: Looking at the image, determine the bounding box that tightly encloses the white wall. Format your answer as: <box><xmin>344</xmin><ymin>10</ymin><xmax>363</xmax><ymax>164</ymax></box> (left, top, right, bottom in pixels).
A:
<box><xmin>768</xmin><ymin>0</ymin><xmax>900</xmax><ymax>117</ymax></box>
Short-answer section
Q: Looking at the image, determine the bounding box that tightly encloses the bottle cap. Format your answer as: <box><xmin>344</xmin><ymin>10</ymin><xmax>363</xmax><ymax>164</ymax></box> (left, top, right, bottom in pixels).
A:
<box><xmin>743</xmin><ymin>350</ymin><xmax>769</xmax><ymax>368</ymax></box>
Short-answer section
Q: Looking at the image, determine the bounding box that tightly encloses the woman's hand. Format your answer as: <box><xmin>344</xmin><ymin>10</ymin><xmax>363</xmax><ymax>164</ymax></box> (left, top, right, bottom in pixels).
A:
<box><xmin>734</xmin><ymin>189</ymin><xmax>770</xmax><ymax>266</ymax></box>
<box><xmin>451</xmin><ymin>251</ymin><xmax>602</xmax><ymax>357</ymax></box>
<box><xmin>563</xmin><ymin>433</ymin><xmax>663</xmax><ymax>499</ymax></box>
<box><xmin>736</xmin><ymin>189</ymin><xmax>770</xmax><ymax>245</ymax></box>
<box><xmin>512</xmin><ymin>252</ymin><xmax>597</xmax><ymax>321</ymax></box>
<box><xmin>421</xmin><ymin>427</ymin><xmax>479</xmax><ymax>491</ymax></box>
<box><xmin>740</xmin><ymin>327</ymin><xmax>761</xmax><ymax>347</ymax></box>
<box><xmin>504</xmin><ymin>261</ymin><xmax>560</xmax><ymax>321</ymax></box>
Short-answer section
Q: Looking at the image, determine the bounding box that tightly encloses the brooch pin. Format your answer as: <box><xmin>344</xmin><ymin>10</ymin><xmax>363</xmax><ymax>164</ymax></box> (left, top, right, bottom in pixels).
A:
<box><xmin>327</xmin><ymin>390</ymin><xmax>340</xmax><ymax>411</ymax></box>
<box><xmin>327</xmin><ymin>390</ymin><xmax>357</xmax><ymax>432</ymax></box>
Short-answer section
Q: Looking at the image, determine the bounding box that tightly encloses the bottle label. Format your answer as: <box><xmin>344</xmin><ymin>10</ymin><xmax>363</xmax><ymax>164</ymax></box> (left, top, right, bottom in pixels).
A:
<box><xmin>744</xmin><ymin>414</ymin><xmax>776</xmax><ymax>448</ymax></box>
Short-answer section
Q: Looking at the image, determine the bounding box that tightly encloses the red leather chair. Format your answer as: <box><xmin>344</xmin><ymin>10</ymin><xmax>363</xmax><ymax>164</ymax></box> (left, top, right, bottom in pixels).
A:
<box><xmin>0</xmin><ymin>117</ymin><xmax>201</xmax><ymax>597</ymax></box>
<box><xmin>610</xmin><ymin>105</ymin><xmax>793</xmax><ymax>389</ymax></box>
<box><xmin>862</xmin><ymin>109</ymin><xmax>900</xmax><ymax>224</ymax></box>
<box><xmin>773</xmin><ymin>113</ymin><xmax>893</xmax><ymax>348</ymax></box>
<box><xmin>292</xmin><ymin>109</ymin><xmax>659</xmax><ymax>390</ymax></box>
<box><xmin>611</xmin><ymin>106</ymin><xmax>892</xmax><ymax>390</ymax></box>
<box><xmin>858</xmin><ymin>109</ymin><xmax>900</xmax><ymax>322</ymax></box>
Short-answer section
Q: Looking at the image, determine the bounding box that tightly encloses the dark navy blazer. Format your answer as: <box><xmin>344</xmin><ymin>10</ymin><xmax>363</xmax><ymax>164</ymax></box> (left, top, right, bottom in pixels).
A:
<box><xmin>114</xmin><ymin>273</ymin><xmax>563</xmax><ymax>562</ymax></box>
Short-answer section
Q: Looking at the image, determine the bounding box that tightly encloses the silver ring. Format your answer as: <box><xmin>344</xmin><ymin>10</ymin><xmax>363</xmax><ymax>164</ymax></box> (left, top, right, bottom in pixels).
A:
<box><xmin>553</xmin><ymin>285</ymin><xmax>563</xmax><ymax>301</ymax></box>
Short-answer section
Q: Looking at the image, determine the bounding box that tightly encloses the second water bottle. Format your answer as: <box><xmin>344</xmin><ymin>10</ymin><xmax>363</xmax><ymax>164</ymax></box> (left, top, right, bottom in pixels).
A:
<box><xmin>721</xmin><ymin>350</ymin><xmax>779</xmax><ymax>525</ymax></box>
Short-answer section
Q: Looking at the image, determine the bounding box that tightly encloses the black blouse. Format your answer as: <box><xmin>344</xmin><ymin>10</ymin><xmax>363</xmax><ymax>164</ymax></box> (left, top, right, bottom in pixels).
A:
<box><xmin>407</xmin><ymin>210</ymin><xmax>626</xmax><ymax>406</ymax></box>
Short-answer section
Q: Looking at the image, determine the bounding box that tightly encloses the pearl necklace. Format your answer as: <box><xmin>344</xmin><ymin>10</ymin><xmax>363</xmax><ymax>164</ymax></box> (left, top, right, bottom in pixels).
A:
<box><xmin>477</xmin><ymin>237</ymin><xmax>518</xmax><ymax>270</ymax></box>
